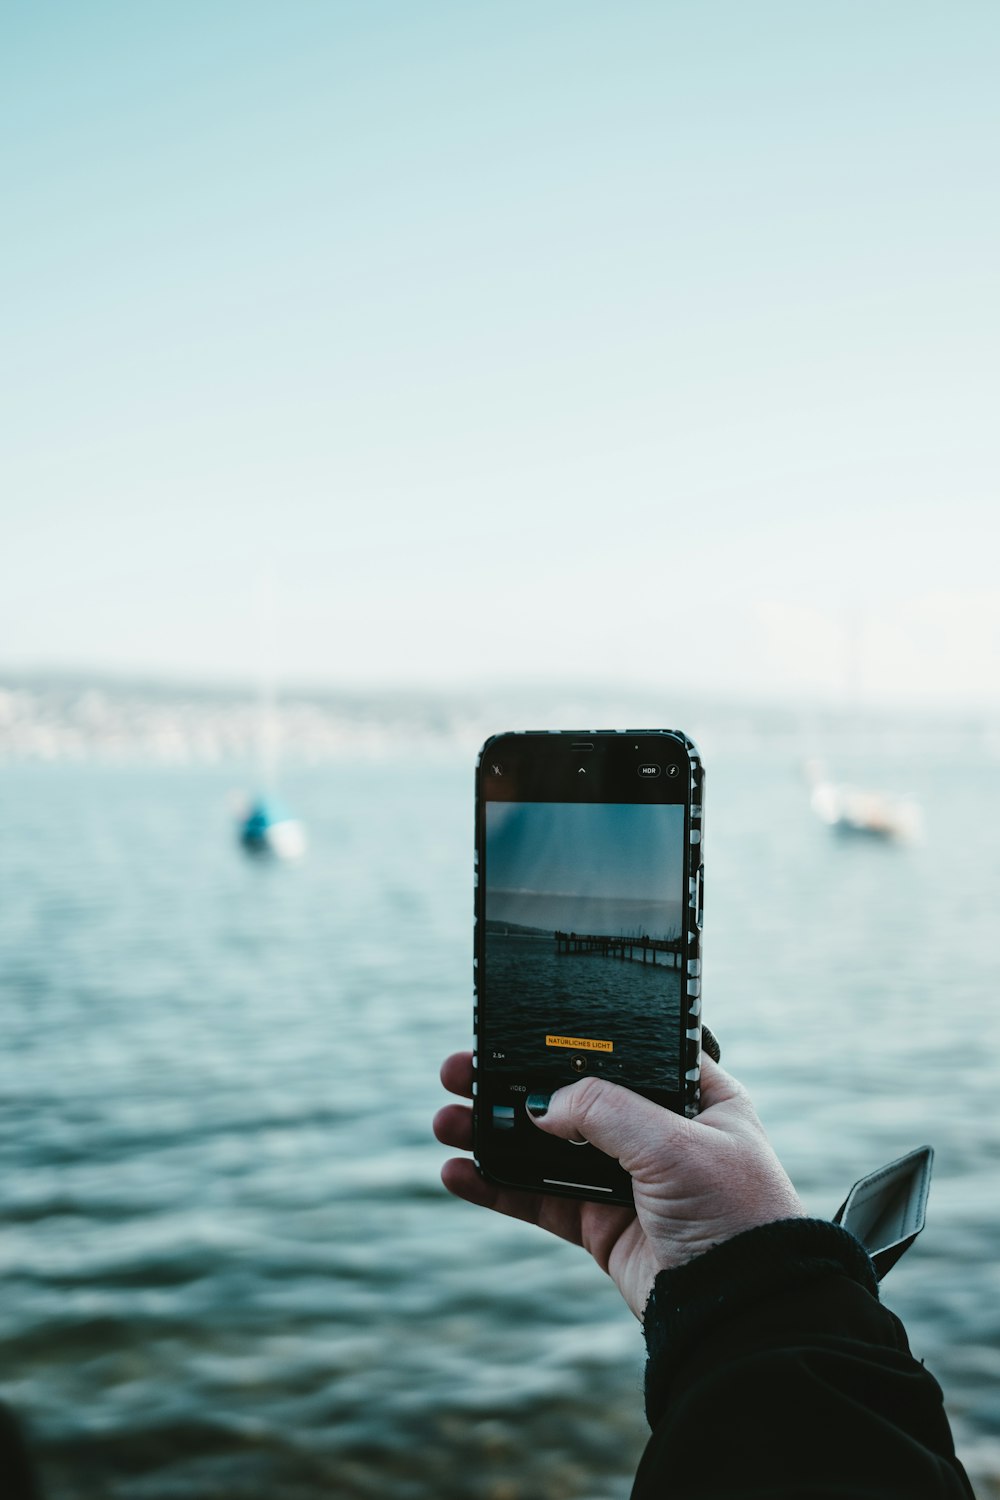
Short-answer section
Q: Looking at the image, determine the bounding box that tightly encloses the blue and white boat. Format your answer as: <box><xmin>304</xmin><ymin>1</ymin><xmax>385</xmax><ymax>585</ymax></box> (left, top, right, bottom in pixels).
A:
<box><xmin>238</xmin><ymin>796</ymin><xmax>307</xmax><ymax>860</ymax></box>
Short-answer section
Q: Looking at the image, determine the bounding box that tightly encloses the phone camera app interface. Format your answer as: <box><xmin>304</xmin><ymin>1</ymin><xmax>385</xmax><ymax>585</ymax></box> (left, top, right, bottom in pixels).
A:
<box><xmin>482</xmin><ymin>800</ymin><xmax>685</xmax><ymax>1124</ymax></box>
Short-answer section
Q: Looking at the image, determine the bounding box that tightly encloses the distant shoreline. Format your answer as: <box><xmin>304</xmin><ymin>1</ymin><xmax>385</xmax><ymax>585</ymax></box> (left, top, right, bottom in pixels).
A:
<box><xmin>2</xmin><ymin>670</ymin><xmax>998</xmax><ymax>765</ymax></box>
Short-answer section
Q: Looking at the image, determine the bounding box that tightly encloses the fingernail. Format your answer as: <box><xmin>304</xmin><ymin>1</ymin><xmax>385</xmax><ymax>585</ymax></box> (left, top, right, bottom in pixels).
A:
<box><xmin>526</xmin><ymin>1093</ymin><xmax>551</xmax><ymax>1119</ymax></box>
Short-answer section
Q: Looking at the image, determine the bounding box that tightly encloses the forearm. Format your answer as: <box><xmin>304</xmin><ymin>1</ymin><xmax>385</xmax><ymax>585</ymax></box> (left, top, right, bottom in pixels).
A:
<box><xmin>634</xmin><ymin>1219</ymin><xmax>973</xmax><ymax>1500</ymax></box>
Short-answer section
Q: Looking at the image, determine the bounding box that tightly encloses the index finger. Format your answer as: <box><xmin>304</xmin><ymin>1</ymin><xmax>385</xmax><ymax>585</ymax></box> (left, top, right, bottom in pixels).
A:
<box><xmin>440</xmin><ymin>1050</ymin><xmax>474</xmax><ymax>1100</ymax></box>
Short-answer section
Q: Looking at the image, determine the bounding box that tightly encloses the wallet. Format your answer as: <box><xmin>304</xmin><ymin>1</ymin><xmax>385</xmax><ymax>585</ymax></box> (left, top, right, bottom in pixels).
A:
<box><xmin>832</xmin><ymin>1145</ymin><xmax>934</xmax><ymax>1279</ymax></box>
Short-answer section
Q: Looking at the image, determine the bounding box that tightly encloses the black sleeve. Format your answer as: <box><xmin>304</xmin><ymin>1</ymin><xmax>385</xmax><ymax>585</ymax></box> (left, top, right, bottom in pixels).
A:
<box><xmin>0</xmin><ymin>1403</ymin><xmax>44</xmax><ymax>1500</ymax></box>
<box><xmin>633</xmin><ymin>1219</ymin><xmax>974</xmax><ymax>1500</ymax></box>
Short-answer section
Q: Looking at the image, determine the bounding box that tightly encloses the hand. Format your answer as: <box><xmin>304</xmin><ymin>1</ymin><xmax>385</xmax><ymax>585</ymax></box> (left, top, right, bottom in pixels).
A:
<box><xmin>434</xmin><ymin>1053</ymin><xmax>805</xmax><ymax>1320</ymax></box>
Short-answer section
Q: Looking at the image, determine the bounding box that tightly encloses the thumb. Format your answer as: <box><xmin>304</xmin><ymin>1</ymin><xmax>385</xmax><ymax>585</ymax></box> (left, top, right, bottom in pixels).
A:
<box><xmin>528</xmin><ymin>1076</ymin><xmax>689</xmax><ymax>1173</ymax></box>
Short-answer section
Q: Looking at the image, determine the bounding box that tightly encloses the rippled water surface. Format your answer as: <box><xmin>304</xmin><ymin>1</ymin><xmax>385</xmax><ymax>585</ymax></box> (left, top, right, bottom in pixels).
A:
<box><xmin>482</xmin><ymin>933</ymin><xmax>681</xmax><ymax>1088</ymax></box>
<box><xmin>2</xmin><ymin>751</ymin><xmax>999</xmax><ymax>1498</ymax></box>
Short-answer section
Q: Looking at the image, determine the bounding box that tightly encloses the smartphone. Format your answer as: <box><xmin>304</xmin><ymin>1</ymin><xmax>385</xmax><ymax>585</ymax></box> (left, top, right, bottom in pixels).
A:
<box><xmin>473</xmin><ymin>730</ymin><xmax>705</xmax><ymax>1206</ymax></box>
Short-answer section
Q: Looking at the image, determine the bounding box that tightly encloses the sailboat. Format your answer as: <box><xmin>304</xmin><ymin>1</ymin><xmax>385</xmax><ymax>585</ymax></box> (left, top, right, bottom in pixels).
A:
<box><xmin>238</xmin><ymin>795</ymin><xmax>307</xmax><ymax>858</ymax></box>
<box><xmin>802</xmin><ymin>607</ymin><xmax>923</xmax><ymax>842</ymax></box>
<box><xmin>804</xmin><ymin>760</ymin><xmax>921</xmax><ymax>842</ymax></box>
<box><xmin>236</xmin><ymin>578</ymin><xmax>307</xmax><ymax>860</ymax></box>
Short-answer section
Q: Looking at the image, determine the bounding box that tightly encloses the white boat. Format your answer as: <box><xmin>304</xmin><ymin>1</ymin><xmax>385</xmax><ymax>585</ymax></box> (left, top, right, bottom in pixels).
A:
<box><xmin>804</xmin><ymin>761</ymin><xmax>922</xmax><ymax>841</ymax></box>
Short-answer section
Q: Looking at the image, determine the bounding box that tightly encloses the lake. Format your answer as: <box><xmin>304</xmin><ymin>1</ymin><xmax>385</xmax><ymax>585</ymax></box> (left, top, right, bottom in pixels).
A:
<box><xmin>1</xmin><ymin>743</ymin><xmax>998</xmax><ymax>1498</ymax></box>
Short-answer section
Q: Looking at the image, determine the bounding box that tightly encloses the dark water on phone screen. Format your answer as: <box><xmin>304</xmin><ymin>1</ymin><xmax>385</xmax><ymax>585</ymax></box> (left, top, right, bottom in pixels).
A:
<box><xmin>1</xmin><ymin>748</ymin><xmax>999</xmax><ymax>1499</ymax></box>
<box><xmin>482</xmin><ymin>933</ymin><xmax>681</xmax><ymax>1088</ymax></box>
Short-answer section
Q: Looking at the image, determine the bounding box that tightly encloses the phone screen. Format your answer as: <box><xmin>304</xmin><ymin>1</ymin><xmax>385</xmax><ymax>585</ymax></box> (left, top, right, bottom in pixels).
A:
<box><xmin>475</xmin><ymin>733</ymin><xmax>701</xmax><ymax>1202</ymax></box>
<box><xmin>484</xmin><ymin>801</ymin><xmax>685</xmax><ymax>1091</ymax></box>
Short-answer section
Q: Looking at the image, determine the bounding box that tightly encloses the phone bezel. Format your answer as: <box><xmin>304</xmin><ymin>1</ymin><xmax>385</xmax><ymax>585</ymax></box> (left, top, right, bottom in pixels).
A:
<box><xmin>472</xmin><ymin>729</ymin><xmax>705</xmax><ymax>1206</ymax></box>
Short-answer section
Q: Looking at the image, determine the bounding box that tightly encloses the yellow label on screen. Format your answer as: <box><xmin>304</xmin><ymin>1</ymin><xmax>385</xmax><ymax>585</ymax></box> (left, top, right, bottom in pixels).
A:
<box><xmin>545</xmin><ymin>1035</ymin><xmax>613</xmax><ymax>1053</ymax></box>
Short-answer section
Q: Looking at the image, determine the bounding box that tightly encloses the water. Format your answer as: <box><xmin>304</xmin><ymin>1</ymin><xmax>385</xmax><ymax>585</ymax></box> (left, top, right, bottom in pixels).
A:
<box><xmin>2</xmin><ymin>749</ymin><xmax>999</xmax><ymax>1498</ymax></box>
<box><xmin>482</xmin><ymin>933</ymin><xmax>681</xmax><ymax>1088</ymax></box>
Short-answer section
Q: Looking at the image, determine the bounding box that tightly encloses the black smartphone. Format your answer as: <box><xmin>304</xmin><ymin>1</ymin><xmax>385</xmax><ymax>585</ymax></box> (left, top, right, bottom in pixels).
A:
<box><xmin>473</xmin><ymin>730</ymin><xmax>705</xmax><ymax>1206</ymax></box>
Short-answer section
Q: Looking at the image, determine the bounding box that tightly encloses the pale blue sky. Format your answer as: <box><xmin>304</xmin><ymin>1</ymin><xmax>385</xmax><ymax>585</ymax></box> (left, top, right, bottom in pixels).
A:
<box><xmin>487</xmin><ymin>801</ymin><xmax>684</xmax><ymax>901</ymax></box>
<box><xmin>486</xmin><ymin>801</ymin><xmax>684</xmax><ymax>936</ymax></box>
<box><xmin>3</xmin><ymin>3</ymin><xmax>998</xmax><ymax>704</ymax></box>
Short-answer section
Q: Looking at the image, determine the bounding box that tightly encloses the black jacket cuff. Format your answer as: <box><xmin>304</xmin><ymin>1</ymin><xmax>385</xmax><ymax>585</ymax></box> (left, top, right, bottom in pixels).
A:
<box><xmin>642</xmin><ymin>1218</ymin><xmax>879</xmax><ymax>1427</ymax></box>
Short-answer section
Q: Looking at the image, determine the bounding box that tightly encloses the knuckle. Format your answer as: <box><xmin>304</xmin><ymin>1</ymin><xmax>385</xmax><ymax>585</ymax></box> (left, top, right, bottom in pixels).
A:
<box><xmin>726</xmin><ymin>1078</ymin><xmax>750</xmax><ymax>1109</ymax></box>
<box><xmin>725</xmin><ymin>1076</ymin><xmax>757</xmax><ymax>1116</ymax></box>
<box><xmin>567</xmin><ymin>1074</ymin><xmax>607</xmax><ymax>1128</ymax></box>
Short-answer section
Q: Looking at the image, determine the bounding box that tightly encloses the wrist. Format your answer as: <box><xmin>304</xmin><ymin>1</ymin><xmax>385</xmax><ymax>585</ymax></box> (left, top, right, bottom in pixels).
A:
<box><xmin>642</xmin><ymin>1218</ymin><xmax>879</xmax><ymax>1426</ymax></box>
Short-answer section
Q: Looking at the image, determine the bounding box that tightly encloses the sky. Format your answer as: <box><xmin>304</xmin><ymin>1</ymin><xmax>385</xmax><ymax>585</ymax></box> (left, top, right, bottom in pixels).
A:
<box><xmin>486</xmin><ymin>801</ymin><xmax>684</xmax><ymax>936</ymax></box>
<box><xmin>3</xmin><ymin>2</ymin><xmax>999</xmax><ymax>706</ymax></box>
